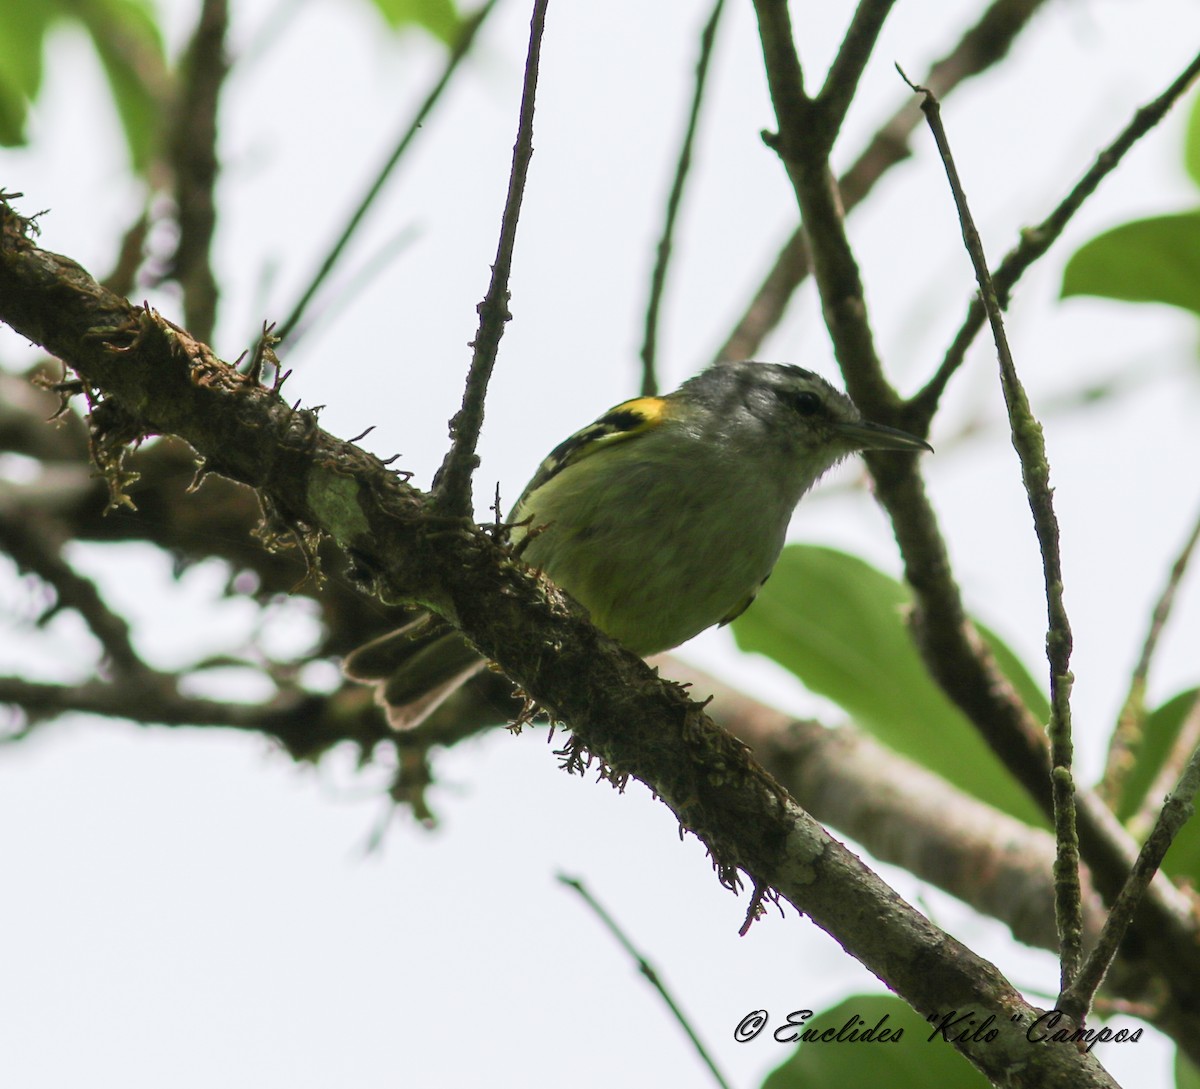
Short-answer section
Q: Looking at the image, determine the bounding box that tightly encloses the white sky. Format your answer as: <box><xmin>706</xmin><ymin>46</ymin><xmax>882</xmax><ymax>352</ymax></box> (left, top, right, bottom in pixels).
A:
<box><xmin>2</xmin><ymin>1</ymin><xmax>1200</xmax><ymax>1086</ymax></box>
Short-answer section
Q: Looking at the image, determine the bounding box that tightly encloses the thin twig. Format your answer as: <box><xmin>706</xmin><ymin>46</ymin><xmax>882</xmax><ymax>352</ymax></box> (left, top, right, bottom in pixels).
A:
<box><xmin>0</xmin><ymin>674</ymin><xmax>395</xmax><ymax>760</ymax></box>
<box><xmin>716</xmin><ymin>0</ymin><xmax>1054</xmax><ymax>364</ymax></box>
<box><xmin>901</xmin><ymin>68</ymin><xmax>1083</xmax><ymax>995</ymax></box>
<box><xmin>639</xmin><ymin>0</ymin><xmax>725</xmax><ymax>397</ymax></box>
<box><xmin>282</xmin><ymin>222</ymin><xmax>422</xmax><ymax>350</ymax></box>
<box><xmin>1101</xmin><ymin>499</ymin><xmax>1200</xmax><ymax>808</ymax></box>
<box><xmin>815</xmin><ymin>0</ymin><xmax>898</xmax><ymax>144</ymax></box>
<box><xmin>557</xmin><ymin>875</ymin><xmax>732</xmax><ymax>1089</ymax></box>
<box><xmin>915</xmin><ymin>48</ymin><xmax>1200</xmax><ymax>416</ymax></box>
<box><xmin>752</xmin><ymin>0</ymin><xmax>893</xmax><ymax>415</ymax></box>
<box><xmin>274</xmin><ymin>0</ymin><xmax>499</xmax><ymax>344</ymax></box>
<box><xmin>434</xmin><ymin>0</ymin><xmax>549</xmax><ymax>516</ymax></box>
<box><xmin>754</xmin><ymin>0</ymin><xmax>808</xmax><ymax>124</ymax></box>
<box><xmin>1059</xmin><ymin>734</ymin><xmax>1200</xmax><ymax>1027</ymax></box>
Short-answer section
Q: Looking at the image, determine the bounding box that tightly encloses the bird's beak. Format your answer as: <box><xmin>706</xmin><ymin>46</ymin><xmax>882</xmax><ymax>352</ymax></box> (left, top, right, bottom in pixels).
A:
<box><xmin>837</xmin><ymin>419</ymin><xmax>933</xmax><ymax>453</ymax></box>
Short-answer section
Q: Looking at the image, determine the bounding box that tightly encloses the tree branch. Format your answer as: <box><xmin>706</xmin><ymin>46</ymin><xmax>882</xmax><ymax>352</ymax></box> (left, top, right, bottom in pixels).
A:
<box><xmin>815</xmin><ymin>0</ymin><xmax>898</xmax><ymax>143</ymax></box>
<box><xmin>752</xmin><ymin>0</ymin><xmax>894</xmax><ymax>414</ymax></box>
<box><xmin>666</xmin><ymin>659</ymin><xmax>1102</xmax><ymax>953</ymax></box>
<box><xmin>0</xmin><ymin>675</ymin><xmax>392</xmax><ymax>762</ymax></box>
<box><xmin>0</xmin><ymin>196</ymin><xmax>1121</xmax><ymax>1087</ymax></box>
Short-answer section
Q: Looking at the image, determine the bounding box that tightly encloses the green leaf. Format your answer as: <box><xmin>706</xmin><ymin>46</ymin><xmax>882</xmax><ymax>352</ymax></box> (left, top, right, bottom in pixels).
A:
<box><xmin>0</xmin><ymin>81</ymin><xmax>28</xmax><ymax>146</ymax></box>
<box><xmin>733</xmin><ymin>545</ymin><xmax>1047</xmax><ymax>826</ymax></box>
<box><xmin>1103</xmin><ymin>689</ymin><xmax>1200</xmax><ymax>886</ymax></box>
<box><xmin>1114</xmin><ymin>688</ymin><xmax>1198</xmax><ymax>823</ymax></box>
<box><xmin>0</xmin><ymin>0</ymin><xmax>167</xmax><ymax>169</ymax></box>
<box><xmin>1061</xmin><ymin>212</ymin><xmax>1200</xmax><ymax>317</ymax></box>
<box><xmin>1176</xmin><ymin>1047</ymin><xmax>1200</xmax><ymax>1089</ymax></box>
<box><xmin>74</xmin><ymin>0</ymin><xmax>168</xmax><ymax>175</ymax></box>
<box><xmin>761</xmin><ymin>994</ymin><xmax>989</xmax><ymax>1089</ymax></box>
<box><xmin>369</xmin><ymin>0</ymin><xmax>463</xmax><ymax>43</ymax></box>
<box><xmin>0</xmin><ymin>0</ymin><xmax>53</xmax><ymax>145</ymax></box>
<box><xmin>1154</xmin><ymin>775</ymin><xmax>1200</xmax><ymax>887</ymax></box>
<box><xmin>1184</xmin><ymin>90</ymin><xmax>1200</xmax><ymax>190</ymax></box>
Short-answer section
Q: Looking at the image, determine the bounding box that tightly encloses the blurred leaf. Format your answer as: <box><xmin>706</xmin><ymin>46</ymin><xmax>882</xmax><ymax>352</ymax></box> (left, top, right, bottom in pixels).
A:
<box><xmin>1114</xmin><ymin>688</ymin><xmax>1198</xmax><ymax>823</ymax></box>
<box><xmin>734</xmin><ymin>545</ymin><xmax>1047</xmax><ymax>826</ymax></box>
<box><xmin>1155</xmin><ymin>775</ymin><xmax>1200</xmax><ymax>887</ymax></box>
<box><xmin>1106</xmin><ymin>688</ymin><xmax>1200</xmax><ymax>885</ymax></box>
<box><xmin>0</xmin><ymin>83</ymin><xmax>28</xmax><ymax>147</ymax></box>
<box><xmin>1177</xmin><ymin>1047</ymin><xmax>1200</xmax><ymax>1089</ymax></box>
<box><xmin>1184</xmin><ymin>90</ymin><xmax>1200</xmax><ymax>190</ymax></box>
<box><xmin>369</xmin><ymin>0</ymin><xmax>462</xmax><ymax>43</ymax></box>
<box><xmin>0</xmin><ymin>0</ymin><xmax>53</xmax><ymax>145</ymax></box>
<box><xmin>1061</xmin><ymin>212</ymin><xmax>1200</xmax><ymax>317</ymax></box>
<box><xmin>74</xmin><ymin>0</ymin><xmax>168</xmax><ymax>175</ymax></box>
<box><xmin>0</xmin><ymin>0</ymin><xmax>166</xmax><ymax>171</ymax></box>
<box><xmin>761</xmin><ymin>994</ymin><xmax>989</xmax><ymax>1089</ymax></box>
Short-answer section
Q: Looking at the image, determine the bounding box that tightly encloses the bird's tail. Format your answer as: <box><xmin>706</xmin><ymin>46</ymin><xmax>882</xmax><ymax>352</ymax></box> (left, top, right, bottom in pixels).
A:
<box><xmin>342</xmin><ymin>615</ymin><xmax>485</xmax><ymax>730</ymax></box>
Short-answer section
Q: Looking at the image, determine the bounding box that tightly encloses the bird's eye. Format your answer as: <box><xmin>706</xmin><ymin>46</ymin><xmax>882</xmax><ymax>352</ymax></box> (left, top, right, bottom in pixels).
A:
<box><xmin>782</xmin><ymin>389</ymin><xmax>822</xmax><ymax>416</ymax></box>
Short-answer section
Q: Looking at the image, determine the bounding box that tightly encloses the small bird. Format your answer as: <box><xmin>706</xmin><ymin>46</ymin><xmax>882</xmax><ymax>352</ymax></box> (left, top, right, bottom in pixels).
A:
<box><xmin>344</xmin><ymin>361</ymin><xmax>931</xmax><ymax>728</ymax></box>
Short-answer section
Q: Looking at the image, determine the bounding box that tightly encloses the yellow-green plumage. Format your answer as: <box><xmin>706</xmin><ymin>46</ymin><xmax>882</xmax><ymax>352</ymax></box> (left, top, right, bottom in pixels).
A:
<box><xmin>343</xmin><ymin>363</ymin><xmax>931</xmax><ymax>728</ymax></box>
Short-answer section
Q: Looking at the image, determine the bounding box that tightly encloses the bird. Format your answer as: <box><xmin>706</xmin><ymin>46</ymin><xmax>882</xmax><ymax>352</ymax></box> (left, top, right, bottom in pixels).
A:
<box><xmin>343</xmin><ymin>361</ymin><xmax>931</xmax><ymax>728</ymax></box>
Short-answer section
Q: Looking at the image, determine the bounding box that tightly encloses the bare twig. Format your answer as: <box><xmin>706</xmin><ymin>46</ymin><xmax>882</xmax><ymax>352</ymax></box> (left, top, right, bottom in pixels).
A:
<box><xmin>901</xmin><ymin>68</ymin><xmax>1083</xmax><ymax>996</ymax></box>
<box><xmin>0</xmin><ymin>674</ymin><xmax>393</xmax><ymax>761</ymax></box>
<box><xmin>754</xmin><ymin>1</ymin><xmax>809</xmax><ymax>141</ymax></box>
<box><xmin>815</xmin><ymin>0</ymin><xmax>898</xmax><ymax>143</ymax></box>
<box><xmin>274</xmin><ymin>0</ymin><xmax>499</xmax><ymax>344</ymax></box>
<box><xmin>751</xmin><ymin>0</ymin><xmax>894</xmax><ymax>409</ymax></box>
<box><xmin>639</xmin><ymin>0</ymin><xmax>725</xmax><ymax>397</ymax></box>
<box><xmin>717</xmin><ymin>0</ymin><xmax>1054</xmax><ymax>364</ymax></box>
<box><xmin>558</xmin><ymin>875</ymin><xmax>732</xmax><ymax>1089</ymax></box>
<box><xmin>1060</xmin><ymin>734</ymin><xmax>1200</xmax><ymax>1027</ymax></box>
<box><xmin>434</xmin><ymin>0</ymin><xmax>549</xmax><ymax>516</ymax></box>
<box><xmin>170</xmin><ymin>0</ymin><xmax>229</xmax><ymax>345</ymax></box>
<box><xmin>915</xmin><ymin>48</ymin><xmax>1200</xmax><ymax>416</ymax></box>
<box><xmin>281</xmin><ymin>222</ymin><xmax>422</xmax><ymax>350</ymax></box>
<box><xmin>1102</xmin><ymin>499</ymin><xmax>1200</xmax><ymax>808</ymax></box>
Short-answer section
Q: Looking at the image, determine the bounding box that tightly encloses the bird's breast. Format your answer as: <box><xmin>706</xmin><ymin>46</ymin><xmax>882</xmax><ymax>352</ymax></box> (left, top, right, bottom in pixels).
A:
<box><xmin>512</xmin><ymin>426</ymin><xmax>805</xmax><ymax>654</ymax></box>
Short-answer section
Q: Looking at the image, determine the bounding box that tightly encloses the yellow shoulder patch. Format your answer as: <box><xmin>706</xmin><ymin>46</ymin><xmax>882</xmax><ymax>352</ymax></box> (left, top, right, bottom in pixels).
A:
<box><xmin>517</xmin><ymin>395</ymin><xmax>671</xmax><ymax>503</ymax></box>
